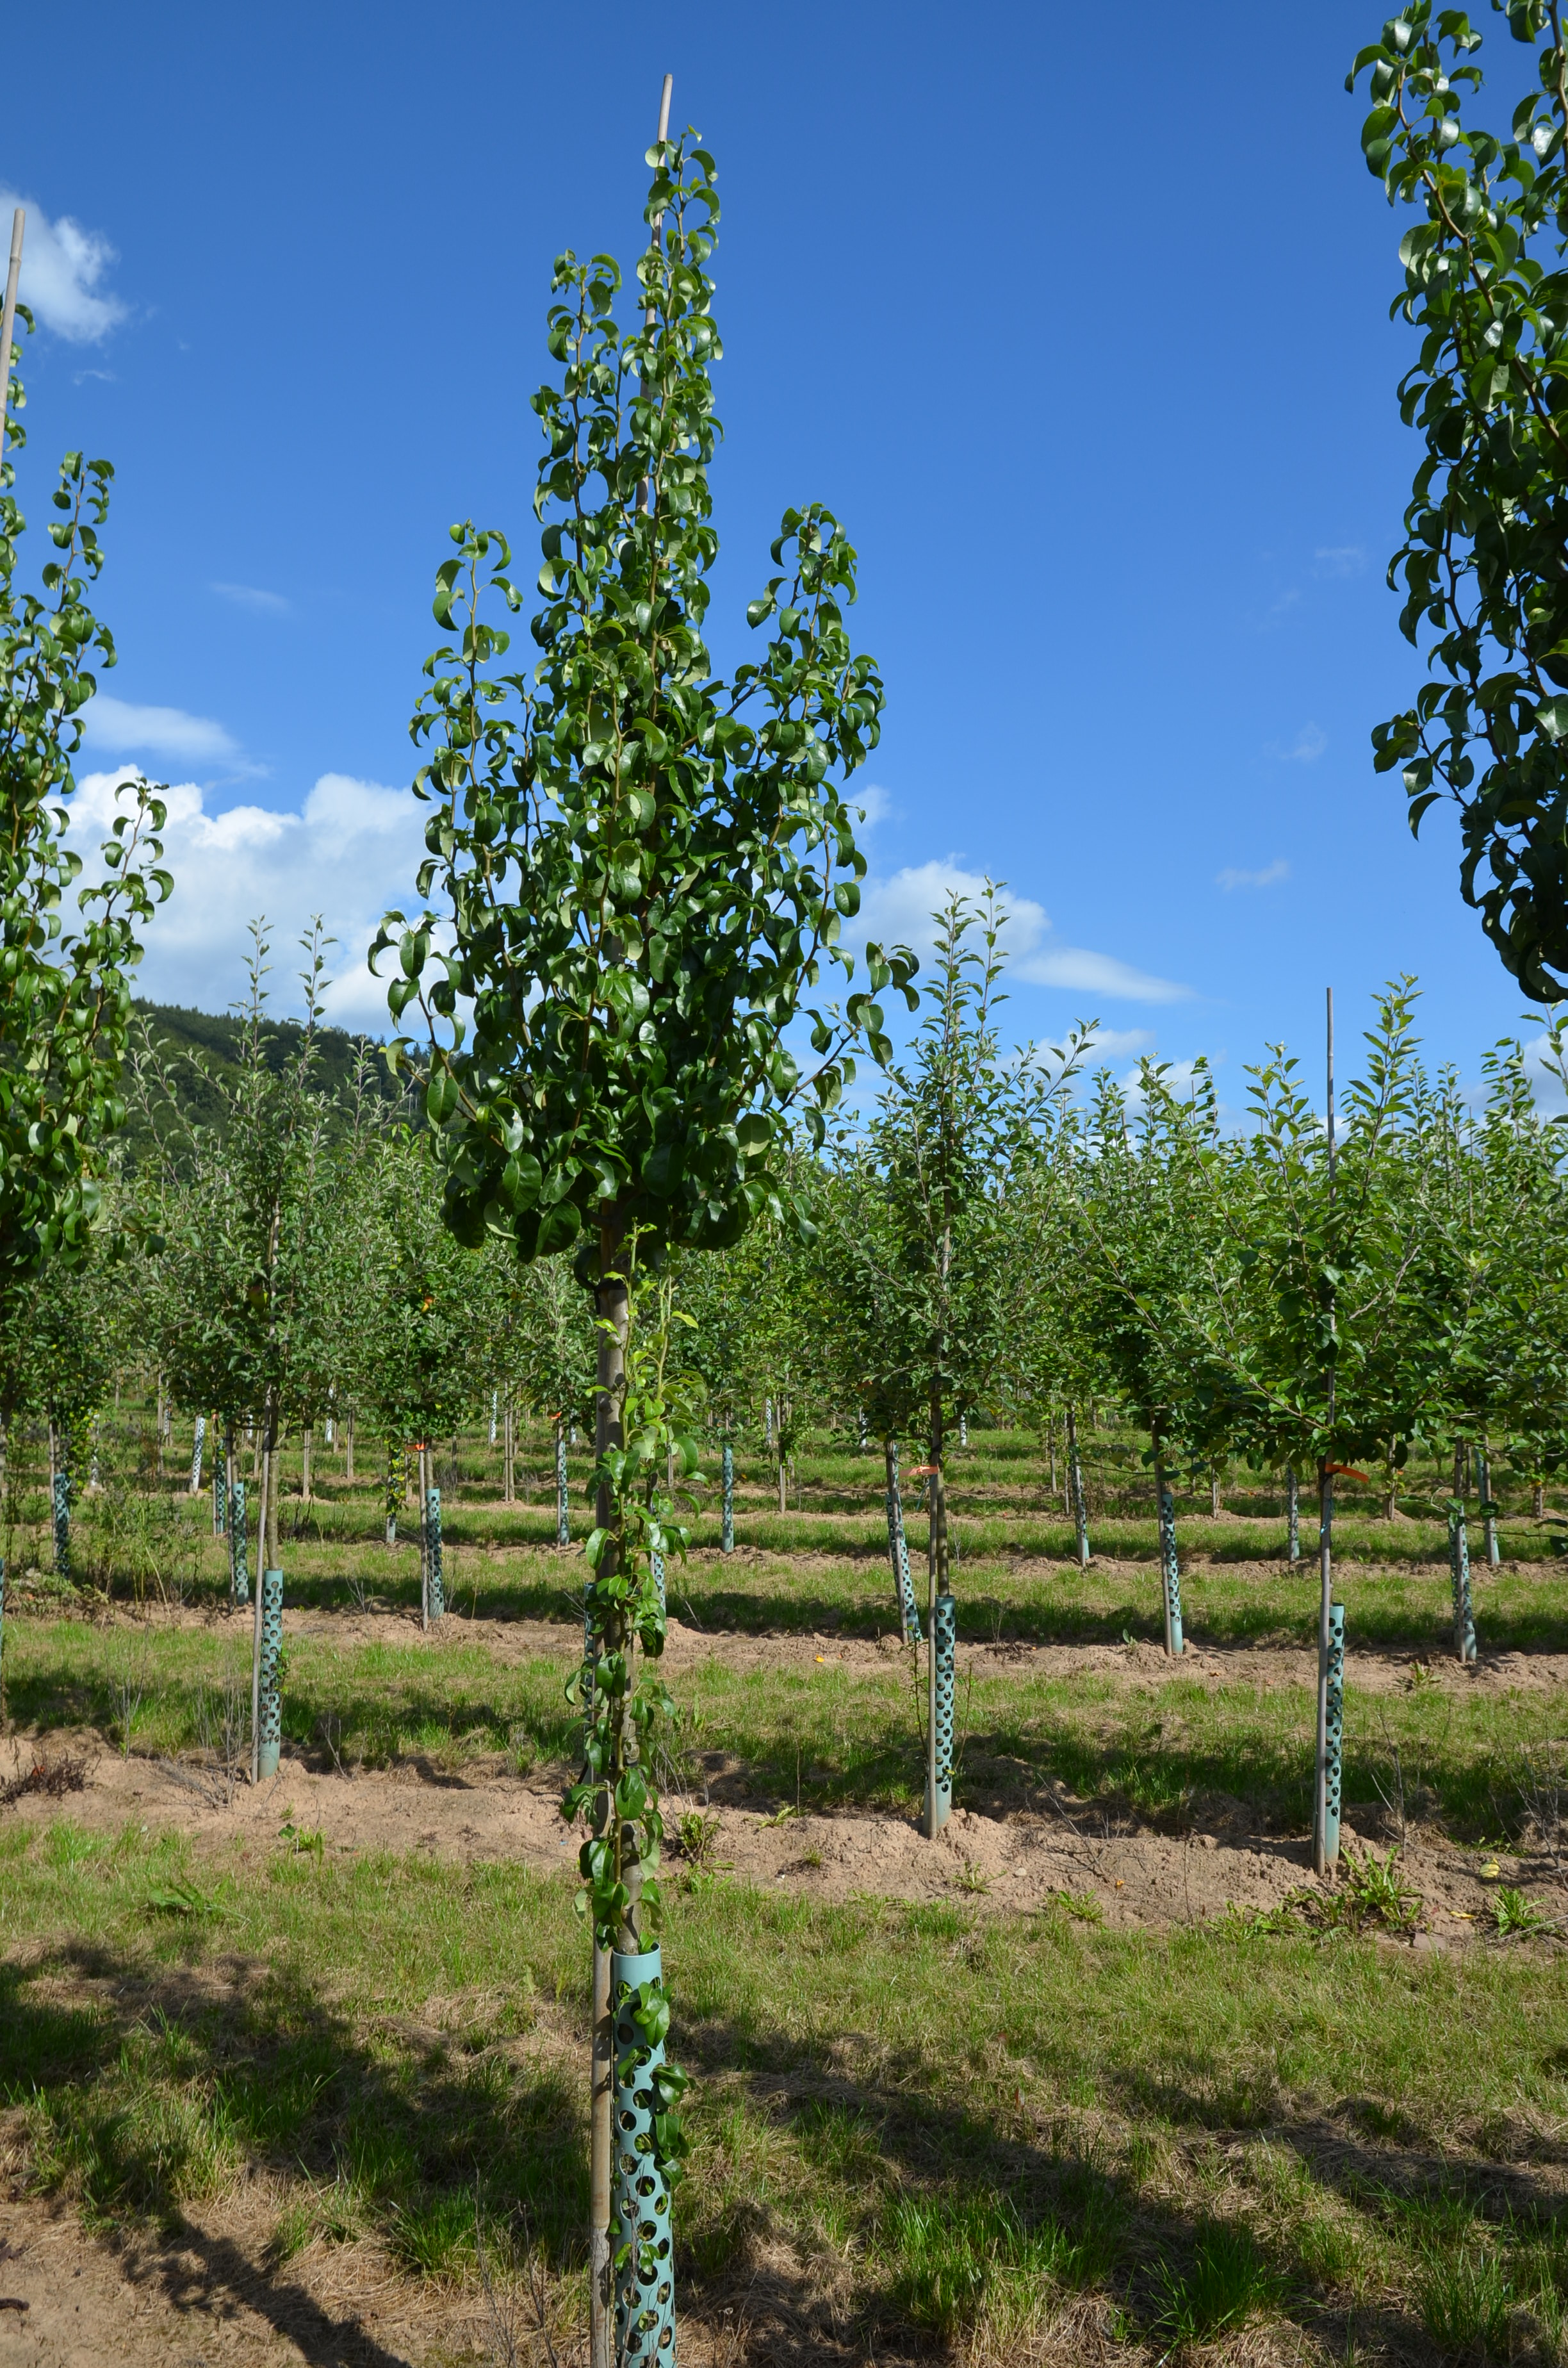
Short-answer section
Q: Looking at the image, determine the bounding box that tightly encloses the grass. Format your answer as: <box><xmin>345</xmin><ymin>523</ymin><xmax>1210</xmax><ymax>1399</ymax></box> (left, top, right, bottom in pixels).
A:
<box><xmin>5</xmin><ymin>1589</ymin><xmax>1568</xmax><ymax>1843</ymax></box>
<box><xmin>2</xmin><ymin>1832</ymin><xmax>1568</xmax><ymax>2355</ymax></box>
<box><xmin>4</xmin><ymin>1401</ymin><xmax>1568</xmax><ymax>2354</ymax></box>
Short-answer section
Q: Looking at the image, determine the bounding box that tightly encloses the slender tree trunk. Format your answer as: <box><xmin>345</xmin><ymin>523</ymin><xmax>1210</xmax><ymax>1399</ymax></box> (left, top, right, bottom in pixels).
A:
<box><xmin>1534</xmin><ymin>1477</ymin><xmax>1546</xmax><ymax>1519</ymax></box>
<box><xmin>589</xmin><ymin>1205</ymin><xmax>632</xmax><ymax>2368</ymax></box>
<box><xmin>301</xmin><ymin>1428</ymin><xmax>312</xmax><ymax>1502</ymax></box>
<box><xmin>345</xmin><ymin>1409</ymin><xmax>354</xmax><ymax>1483</ymax></box>
<box><xmin>1210</xmin><ymin>1470</ymin><xmax>1221</xmax><ymax>1518</ymax></box>
<box><xmin>777</xmin><ymin>1433</ymin><xmax>787</xmax><ymax>1515</ymax></box>
<box><xmin>504</xmin><ymin>1402</ymin><xmax>516</xmax><ymax>1505</ymax></box>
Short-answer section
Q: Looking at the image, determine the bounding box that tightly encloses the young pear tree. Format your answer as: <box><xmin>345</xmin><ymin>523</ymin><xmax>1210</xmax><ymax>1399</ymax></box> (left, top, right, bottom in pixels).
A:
<box><xmin>376</xmin><ymin>124</ymin><xmax>913</xmax><ymax>2364</ymax></box>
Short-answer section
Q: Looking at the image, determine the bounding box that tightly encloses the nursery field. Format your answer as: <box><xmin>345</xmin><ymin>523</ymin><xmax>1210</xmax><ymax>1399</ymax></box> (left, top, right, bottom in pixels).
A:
<box><xmin>0</xmin><ymin>1424</ymin><xmax>1567</xmax><ymax>2365</ymax></box>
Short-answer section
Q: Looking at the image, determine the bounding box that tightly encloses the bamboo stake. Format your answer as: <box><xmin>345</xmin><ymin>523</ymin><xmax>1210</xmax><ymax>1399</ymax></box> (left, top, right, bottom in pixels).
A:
<box><xmin>0</xmin><ymin>210</ymin><xmax>23</xmax><ymax>463</ymax></box>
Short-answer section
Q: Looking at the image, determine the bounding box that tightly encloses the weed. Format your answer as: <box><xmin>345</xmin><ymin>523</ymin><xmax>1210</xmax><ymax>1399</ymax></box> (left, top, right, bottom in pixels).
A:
<box><xmin>278</xmin><ymin>1820</ymin><xmax>325</xmax><ymax>1861</ymax></box>
<box><xmin>956</xmin><ymin>1860</ymin><xmax>991</xmax><ymax>1895</ymax></box>
<box><xmin>1307</xmin><ymin>1846</ymin><xmax>1422</xmax><ymax>1935</ymax></box>
<box><xmin>1492</xmin><ymin>1885</ymin><xmax>1555</xmax><ymax>1939</ymax></box>
<box><xmin>1151</xmin><ymin>2220</ymin><xmax>1278</xmax><ymax>2347</ymax></box>
<box><xmin>1049</xmin><ymin>1888</ymin><xmax>1103</xmax><ymax>1924</ymax></box>
<box><xmin>145</xmin><ymin>1879</ymin><xmax>213</xmax><ymax>1917</ymax></box>
<box><xmin>676</xmin><ymin>1809</ymin><xmax>721</xmax><ymax>1869</ymax></box>
<box><xmin>1218</xmin><ymin>1900</ymin><xmax>1301</xmax><ymax>1940</ymax></box>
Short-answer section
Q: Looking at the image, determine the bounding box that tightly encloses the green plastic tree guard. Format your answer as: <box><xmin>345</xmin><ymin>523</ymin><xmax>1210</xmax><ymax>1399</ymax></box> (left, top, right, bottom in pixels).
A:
<box><xmin>213</xmin><ymin>1461</ymin><xmax>227</xmax><ymax>1538</ymax></box>
<box><xmin>1066</xmin><ymin>1407</ymin><xmax>1090</xmax><ymax>1569</ymax></box>
<box><xmin>425</xmin><ymin>1488</ymin><xmax>444</xmax><ymax>1622</ymax></box>
<box><xmin>651</xmin><ymin>1545</ymin><xmax>665</xmax><ymax>1613</ymax></box>
<box><xmin>721</xmin><ymin>1440</ymin><xmax>734</xmax><ymax>1555</ymax></box>
<box><xmin>1323</xmin><ymin>1600</ymin><xmax>1344</xmax><ymax>1867</ymax></box>
<box><xmin>556</xmin><ymin>1424</ymin><xmax>569</xmax><ymax>1546</ymax></box>
<box><xmin>386</xmin><ymin>1443</ymin><xmax>398</xmax><ymax>1547</ymax></box>
<box><xmin>1450</xmin><ymin>1506</ymin><xmax>1477</xmax><ymax>1664</ymax></box>
<box><xmin>610</xmin><ymin>1946</ymin><xmax>676</xmax><ymax>2364</ymax></box>
<box><xmin>230</xmin><ymin>1479</ymin><xmax>249</xmax><ymax>1606</ymax></box>
<box><xmin>1158</xmin><ymin>1488</ymin><xmax>1184</xmax><ymax>1656</ymax></box>
<box><xmin>927</xmin><ymin>1590</ymin><xmax>955</xmax><ymax>1832</ymax></box>
<box><xmin>256</xmin><ymin>1567</ymin><xmax>282</xmax><ymax>1779</ymax></box>
<box><xmin>53</xmin><ymin>1471</ymin><xmax>70</xmax><ymax>1580</ymax></box>
<box><xmin>885</xmin><ymin>1440</ymin><xmax>921</xmax><ymax>1645</ymax></box>
<box><xmin>189</xmin><ymin>1415</ymin><xmax>206</xmax><ymax>1495</ymax></box>
<box><xmin>1286</xmin><ymin>1465</ymin><xmax>1300</xmax><ymax>1565</ymax></box>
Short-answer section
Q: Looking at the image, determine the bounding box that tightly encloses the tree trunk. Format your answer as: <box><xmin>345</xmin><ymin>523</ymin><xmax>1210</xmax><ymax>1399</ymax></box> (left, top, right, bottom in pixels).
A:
<box><xmin>1066</xmin><ymin>1405</ymin><xmax>1090</xmax><ymax>1568</ymax></box>
<box><xmin>301</xmin><ymin>1428</ymin><xmax>312</xmax><ymax>1502</ymax></box>
<box><xmin>345</xmin><ymin>1410</ymin><xmax>354</xmax><ymax>1483</ymax></box>
<box><xmin>589</xmin><ymin>1205</ymin><xmax>632</xmax><ymax>2368</ymax></box>
<box><xmin>1534</xmin><ymin>1478</ymin><xmax>1546</xmax><ymax>1518</ymax></box>
<box><xmin>1210</xmin><ymin>1470</ymin><xmax>1221</xmax><ymax>1518</ymax></box>
<box><xmin>504</xmin><ymin>1402</ymin><xmax>515</xmax><ymax>1505</ymax></box>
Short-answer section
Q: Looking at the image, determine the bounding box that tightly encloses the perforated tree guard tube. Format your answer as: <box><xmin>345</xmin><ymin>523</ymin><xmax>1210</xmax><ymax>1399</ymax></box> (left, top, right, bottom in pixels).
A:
<box><xmin>1450</xmin><ymin>1507</ymin><xmax>1477</xmax><ymax>1663</ymax></box>
<box><xmin>386</xmin><ymin>1443</ymin><xmax>398</xmax><ymax>1547</ymax></box>
<box><xmin>213</xmin><ymin>1461</ymin><xmax>226</xmax><ymax>1538</ymax></box>
<box><xmin>53</xmin><ymin>1471</ymin><xmax>70</xmax><ymax>1579</ymax></box>
<box><xmin>721</xmin><ymin>1441</ymin><xmax>733</xmax><ymax>1555</ymax></box>
<box><xmin>610</xmin><ymin>1946</ymin><xmax>676</xmax><ymax>2364</ymax></box>
<box><xmin>1323</xmin><ymin>1600</ymin><xmax>1344</xmax><ymax>1868</ymax></box>
<box><xmin>926</xmin><ymin>1590</ymin><xmax>955</xmax><ymax>1833</ymax></box>
<box><xmin>884</xmin><ymin>1440</ymin><xmax>921</xmax><ymax>1645</ymax></box>
<box><xmin>256</xmin><ymin>1568</ymin><xmax>282</xmax><ymax>1780</ymax></box>
<box><xmin>557</xmin><ymin>1427</ymin><xmax>570</xmax><ymax>1546</ymax></box>
<box><xmin>1287</xmin><ymin>1466</ymin><xmax>1300</xmax><ymax>1565</ymax></box>
<box><xmin>1479</xmin><ymin>1449</ymin><xmax>1500</xmax><ymax>1568</ymax></box>
<box><xmin>426</xmin><ymin>1488</ymin><xmax>444</xmax><ymax>1620</ymax></box>
<box><xmin>189</xmin><ymin>1416</ymin><xmax>205</xmax><ymax>1495</ymax></box>
<box><xmin>1157</xmin><ymin>1488</ymin><xmax>1183</xmax><ymax>1656</ymax></box>
<box><xmin>1066</xmin><ymin>1406</ymin><xmax>1090</xmax><ymax>1568</ymax></box>
<box><xmin>230</xmin><ymin>1479</ymin><xmax>249</xmax><ymax>1606</ymax></box>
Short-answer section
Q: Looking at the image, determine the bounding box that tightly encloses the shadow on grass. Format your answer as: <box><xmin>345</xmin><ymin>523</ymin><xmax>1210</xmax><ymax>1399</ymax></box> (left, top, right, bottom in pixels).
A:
<box><xmin>0</xmin><ymin>1937</ymin><xmax>584</xmax><ymax>2364</ymax></box>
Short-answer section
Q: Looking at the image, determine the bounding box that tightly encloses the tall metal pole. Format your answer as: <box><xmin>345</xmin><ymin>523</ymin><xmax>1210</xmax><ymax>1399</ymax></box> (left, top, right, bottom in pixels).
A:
<box><xmin>0</xmin><ymin>210</ymin><xmax>24</xmax><ymax>465</ymax></box>
<box><xmin>1314</xmin><ymin>988</ymin><xmax>1336</xmax><ymax>1875</ymax></box>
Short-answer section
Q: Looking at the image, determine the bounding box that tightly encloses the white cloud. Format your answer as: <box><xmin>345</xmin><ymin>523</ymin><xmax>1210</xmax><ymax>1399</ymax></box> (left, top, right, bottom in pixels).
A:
<box><xmin>1217</xmin><ymin>857</ymin><xmax>1290</xmax><ymax>892</ymax></box>
<box><xmin>1081</xmin><ymin>1025</ymin><xmax>1154</xmax><ymax>1060</ymax></box>
<box><xmin>1270</xmin><ymin>723</ymin><xmax>1326</xmax><ymax>764</ymax></box>
<box><xmin>80</xmin><ymin>696</ymin><xmax>241</xmax><ymax>766</ymax></box>
<box><xmin>67</xmin><ymin>767</ymin><xmax>425</xmax><ymax>1024</ymax></box>
<box><xmin>851</xmin><ymin>782</ymin><xmax>894</xmax><ymax>832</ymax></box>
<box><xmin>0</xmin><ymin>191</ymin><xmax>127</xmax><ymax>343</ymax></box>
<box><xmin>212</xmin><ymin>582</ymin><xmax>290</xmax><ymax>617</ymax></box>
<box><xmin>1314</xmin><ymin>546</ymin><xmax>1366</xmax><ymax>579</ymax></box>
<box><xmin>855</xmin><ymin>857</ymin><xmax>1192</xmax><ymax>1005</ymax></box>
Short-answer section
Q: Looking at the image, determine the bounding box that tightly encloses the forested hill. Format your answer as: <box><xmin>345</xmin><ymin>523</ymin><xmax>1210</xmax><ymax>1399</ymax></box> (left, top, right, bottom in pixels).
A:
<box><xmin>129</xmin><ymin>999</ymin><xmax>418</xmax><ymax>1140</ymax></box>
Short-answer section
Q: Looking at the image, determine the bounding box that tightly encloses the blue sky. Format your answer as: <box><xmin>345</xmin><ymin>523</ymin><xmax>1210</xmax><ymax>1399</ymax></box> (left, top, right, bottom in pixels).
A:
<box><xmin>10</xmin><ymin>1</ymin><xmax>1554</xmax><ymax>1103</ymax></box>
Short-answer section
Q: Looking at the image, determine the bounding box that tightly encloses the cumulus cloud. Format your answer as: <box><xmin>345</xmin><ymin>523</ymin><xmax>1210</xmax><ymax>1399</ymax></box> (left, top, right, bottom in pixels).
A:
<box><xmin>850</xmin><ymin>782</ymin><xmax>894</xmax><ymax>831</ymax></box>
<box><xmin>81</xmin><ymin>698</ymin><xmax>242</xmax><ymax>767</ymax></box>
<box><xmin>67</xmin><ymin>768</ymin><xmax>425</xmax><ymax>1024</ymax></box>
<box><xmin>854</xmin><ymin>857</ymin><xmax>1191</xmax><ymax>1005</ymax></box>
<box><xmin>1217</xmin><ymin>857</ymin><xmax>1289</xmax><ymax>892</ymax></box>
<box><xmin>212</xmin><ymin>582</ymin><xmax>290</xmax><ymax>617</ymax></box>
<box><xmin>0</xmin><ymin>191</ymin><xmax>127</xmax><ymax>343</ymax></box>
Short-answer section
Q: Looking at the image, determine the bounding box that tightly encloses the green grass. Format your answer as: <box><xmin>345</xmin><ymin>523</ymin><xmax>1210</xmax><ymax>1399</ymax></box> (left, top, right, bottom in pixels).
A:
<box><xmin>6</xmin><ymin>1593</ymin><xmax>1568</xmax><ymax>1839</ymax></box>
<box><xmin>1</xmin><ymin>1832</ymin><xmax>1567</xmax><ymax>2355</ymax></box>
